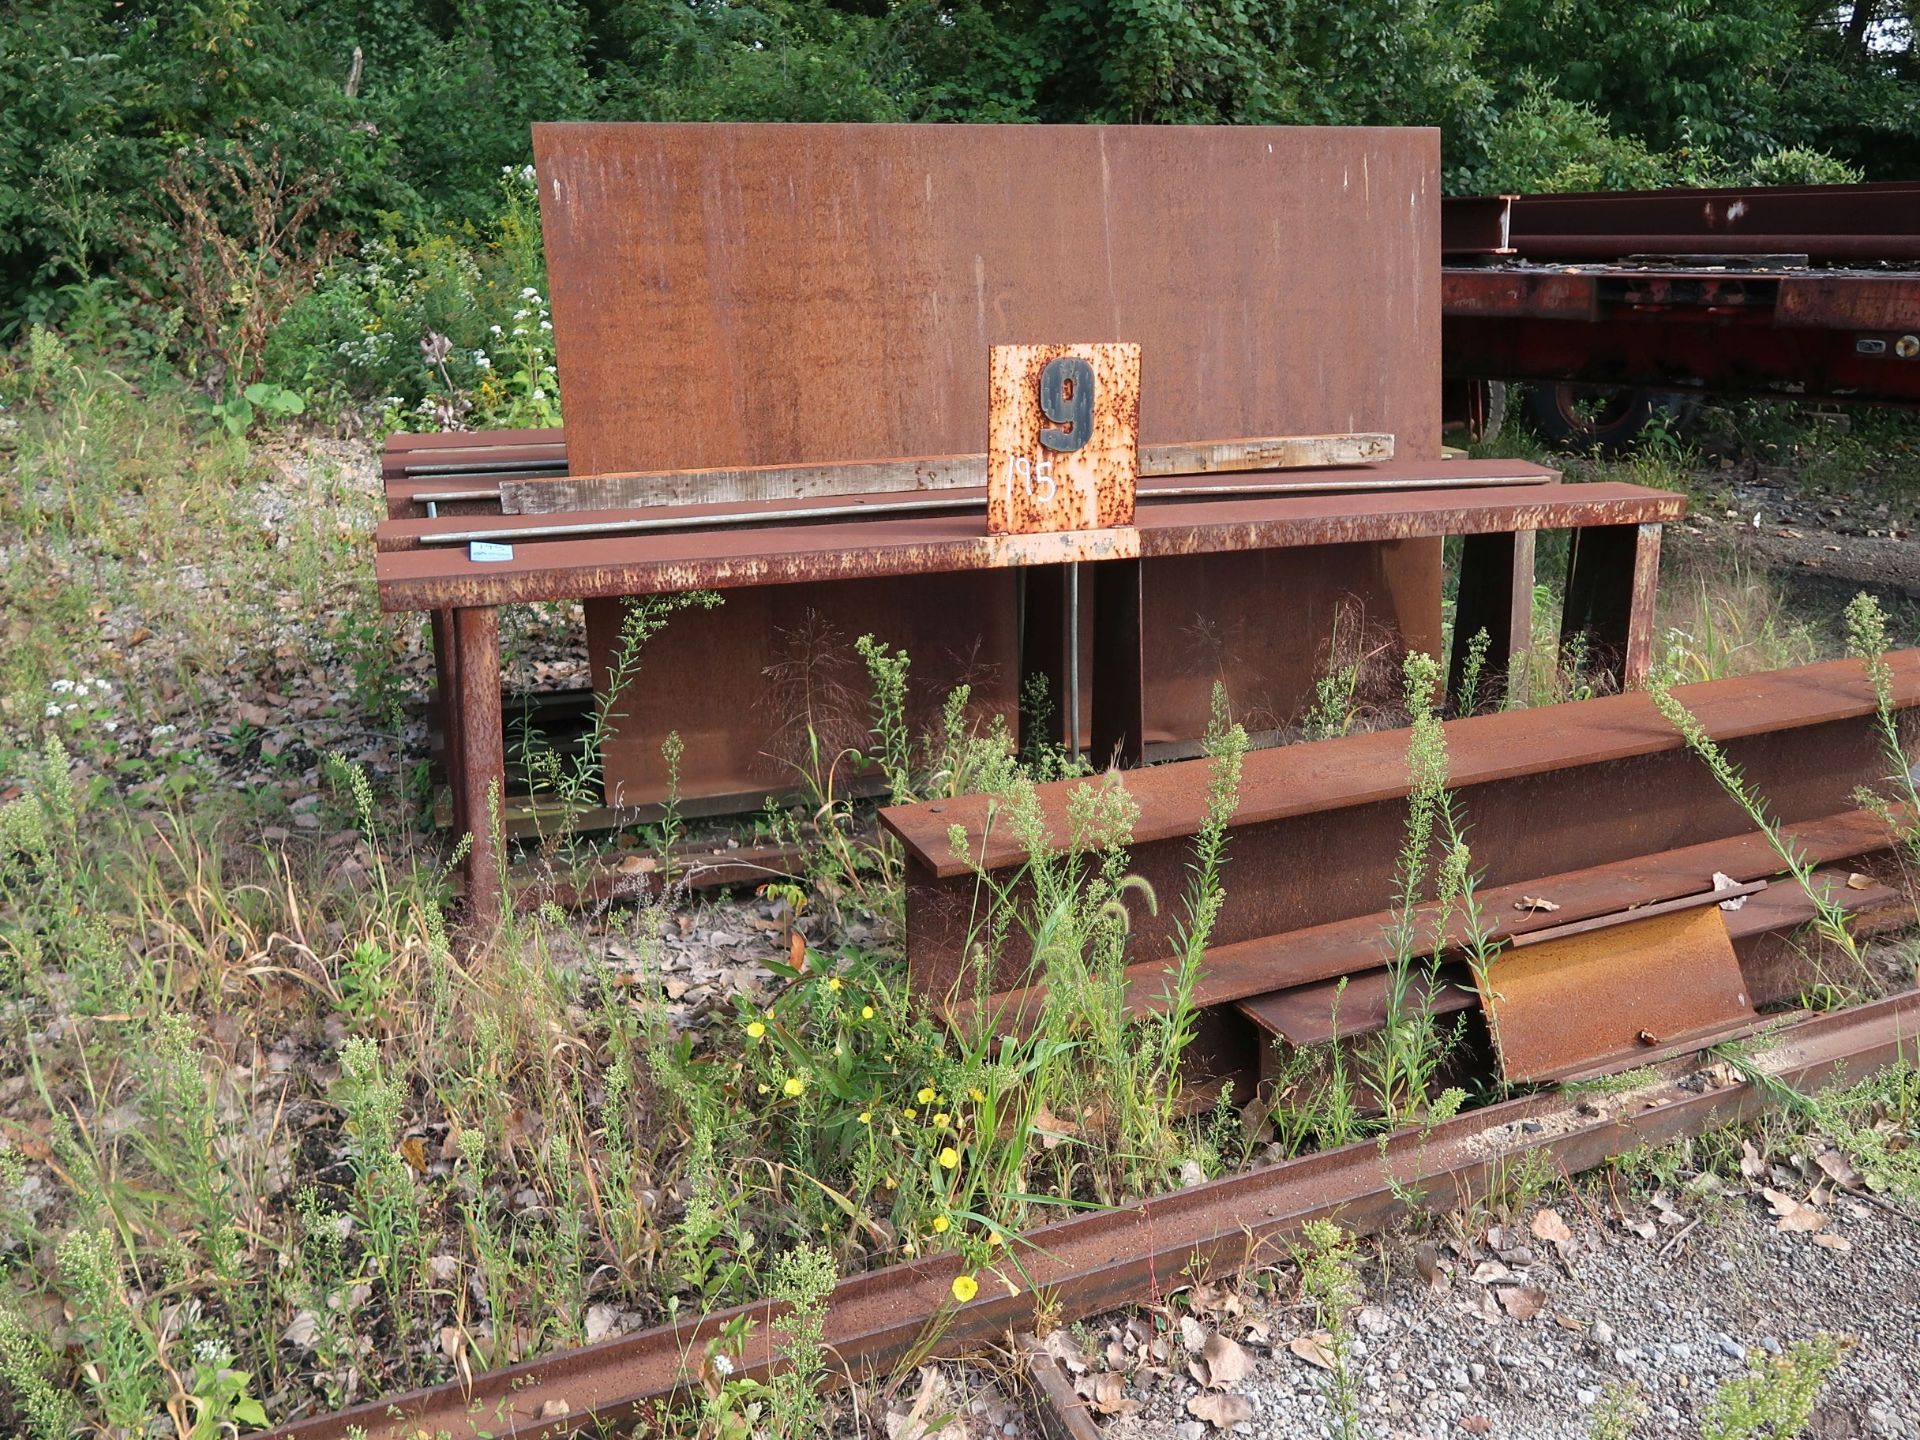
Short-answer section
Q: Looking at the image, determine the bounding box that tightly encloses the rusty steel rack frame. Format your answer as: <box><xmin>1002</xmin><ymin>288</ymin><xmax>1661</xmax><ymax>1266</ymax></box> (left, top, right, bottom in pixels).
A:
<box><xmin>381</xmin><ymin>474</ymin><xmax>1677</xmax><ymax>925</ymax></box>
<box><xmin>258</xmin><ymin>989</ymin><xmax>1920</xmax><ymax>1440</ymax></box>
<box><xmin>1440</xmin><ymin>182</ymin><xmax>1920</xmax><ymax>418</ymax></box>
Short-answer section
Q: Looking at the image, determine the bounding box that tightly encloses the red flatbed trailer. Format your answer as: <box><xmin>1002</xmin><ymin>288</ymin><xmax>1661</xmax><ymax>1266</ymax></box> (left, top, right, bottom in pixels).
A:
<box><xmin>1441</xmin><ymin>183</ymin><xmax>1920</xmax><ymax>448</ymax></box>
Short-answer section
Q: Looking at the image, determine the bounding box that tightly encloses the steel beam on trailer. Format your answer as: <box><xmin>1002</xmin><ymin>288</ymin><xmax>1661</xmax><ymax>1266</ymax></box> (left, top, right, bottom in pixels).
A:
<box><xmin>257</xmin><ymin>990</ymin><xmax>1920</xmax><ymax>1440</ymax></box>
<box><xmin>1446</xmin><ymin>182</ymin><xmax>1920</xmax><ymax>266</ymax></box>
<box><xmin>886</xmin><ymin>653</ymin><xmax>1920</xmax><ymax>1002</ymax></box>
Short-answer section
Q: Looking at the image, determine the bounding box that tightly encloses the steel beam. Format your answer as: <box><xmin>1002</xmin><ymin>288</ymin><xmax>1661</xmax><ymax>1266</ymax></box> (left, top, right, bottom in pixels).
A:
<box><xmin>888</xmin><ymin>654</ymin><xmax>1920</xmax><ymax>1002</ymax></box>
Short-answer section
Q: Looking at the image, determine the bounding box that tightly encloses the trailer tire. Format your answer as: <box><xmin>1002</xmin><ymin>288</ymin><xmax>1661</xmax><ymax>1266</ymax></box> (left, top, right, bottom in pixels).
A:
<box><xmin>1526</xmin><ymin>384</ymin><xmax>1661</xmax><ymax>455</ymax></box>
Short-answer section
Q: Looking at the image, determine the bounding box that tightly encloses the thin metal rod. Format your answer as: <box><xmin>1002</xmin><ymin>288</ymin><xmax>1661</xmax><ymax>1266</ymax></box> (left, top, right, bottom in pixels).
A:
<box><xmin>1068</xmin><ymin>563</ymin><xmax>1082</xmax><ymax>762</ymax></box>
<box><xmin>402</xmin><ymin>459</ymin><xmax>569</xmax><ymax>478</ymax></box>
<box><xmin>410</xmin><ymin>488</ymin><xmax>504</xmax><ymax>505</ymax></box>
<box><xmin>416</xmin><ymin>473</ymin><xmax>1552</xmax><ymax>547</ymax></box>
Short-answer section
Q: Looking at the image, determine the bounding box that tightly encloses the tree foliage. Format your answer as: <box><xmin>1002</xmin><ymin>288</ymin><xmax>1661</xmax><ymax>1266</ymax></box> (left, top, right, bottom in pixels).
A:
<box><xmin>1</xmin><ymin>0</ymin><xmax>1913</xmax><ymax>327</ymax></box>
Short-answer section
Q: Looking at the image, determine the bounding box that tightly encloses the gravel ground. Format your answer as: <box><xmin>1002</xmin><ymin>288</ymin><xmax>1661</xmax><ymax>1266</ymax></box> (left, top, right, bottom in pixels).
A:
<box><xmin>1060</xmin><ymin>1183</ymin><xmax>1919</xmax><ymax>1440</ymax></box>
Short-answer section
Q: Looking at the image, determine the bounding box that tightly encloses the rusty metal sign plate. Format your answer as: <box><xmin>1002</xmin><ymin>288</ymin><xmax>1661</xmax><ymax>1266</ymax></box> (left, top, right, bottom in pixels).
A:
<box><xmin>989</xmin><ymin>343</ymin><xmax>1140</xmax><ymax>534</ymax></box>
<box><xmin>1478</xmin><ymin>899</ymin><xmax>1754</xmax><ymax>1084</ymax></box>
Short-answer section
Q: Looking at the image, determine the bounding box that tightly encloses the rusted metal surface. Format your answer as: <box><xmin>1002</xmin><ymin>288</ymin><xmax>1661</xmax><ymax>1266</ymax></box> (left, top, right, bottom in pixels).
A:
<box><xmin>536</xmin><ymin>124</ymin><xmax>1440</xmax><ymax>476</ymax></box>
<box><xmin>534</xmin><ymin>122</ymin><xmax>1442</xmax><ymax>809</ymax></box>
<box><xmin>1448</xmin><ymin>528</ymin><xmax>1534</xmax><ymax>709</ymax></box>
<box><xmin>988</xmin><ymin>343</ymin><xmax>1140</xmax><ymax>534</ymax></box>
<box><xmin>500</xmin><ymin>433</ymin><xmax>1383</xmax><ymax>516</ymax></box>
<box><xmin>1451</xmin><ymin>182</ymin><xmax>1920</xmax><ymax>265</ymax></box>
<box><xmin>892</xmin><ymin>653</ymin><xmax>1920</xmax><ymax>1004</ymax></box>
<box><xmin>256</xmin><ymin>990</ymin><xmax>1920</xmax><ymax>1440</ymax></box>
<box><xmin>1020</xmin><ymin>1340</ymin><xmax>1107</xmax><ymax>1440</ymax></box>
<box><xmin>587</xmin><ymin>572</ymin><xmax>1022</xmax><ymax>810</ymax></box>
<box><xmin>1480</xmin><ymin>898</ymin><xmax>1755</xmax><ymax>1083</ymax></box>
<box><xmin>452</xmin><ymin>607</ymin><xmax>504</xmax><ymax>930</ymax></box>
<box><xmin>969</xmin><ymin>806</ymin><xmax>1902</xmax><ymax>1041</ymax></box>
<box><xmin>1442</xmin><ymin>194</ymin><xmax>1515</xmax><ymax>257</ymax></box>
<box><xmin>376</xmin><ymin>479</ymin><xmax>1658</xmax><ymax>610</ymax></box>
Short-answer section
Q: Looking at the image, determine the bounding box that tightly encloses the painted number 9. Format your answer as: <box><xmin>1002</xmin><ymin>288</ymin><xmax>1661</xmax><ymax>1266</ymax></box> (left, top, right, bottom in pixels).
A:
<box><xmin>1038</xmin><ymin>356</ymin><xmax>1095</xmax><ymax>453</ymax></box>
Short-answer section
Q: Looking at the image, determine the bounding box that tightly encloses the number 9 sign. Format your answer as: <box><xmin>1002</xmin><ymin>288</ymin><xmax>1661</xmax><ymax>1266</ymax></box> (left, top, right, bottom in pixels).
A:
<box><xmin>987</xmin><ymin>343</ymin><xmax>1140</xmax><ymax>535</ymax></box>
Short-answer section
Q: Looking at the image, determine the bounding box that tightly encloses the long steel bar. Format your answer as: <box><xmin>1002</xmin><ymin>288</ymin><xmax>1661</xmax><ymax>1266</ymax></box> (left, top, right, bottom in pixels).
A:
<box><xmin>499</xmin><ymin>433</ymin><xmax>1394</xmax><ymax>513</ymax></box>
<box><xmin>258</xmin><ymin>990</ymin><xmax>1920</xmax><ymax>1440</ymax></box>
<box><xmin>410</xmin><ymin>469</ymin><xmax>1554</xmax><ymax>547</ymax></box>
<box><xmin>1445</xmin><ymin>182</ymin><xmax>1920</xmax><ymax>265</ymax></box>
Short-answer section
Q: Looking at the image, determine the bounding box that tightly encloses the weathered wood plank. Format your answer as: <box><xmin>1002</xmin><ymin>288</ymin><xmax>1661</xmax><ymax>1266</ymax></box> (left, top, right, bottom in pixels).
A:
<box><xmin>498</xmin><ymin>433</ymin><xmax>1395</xmax><ymax>514</ymax></box>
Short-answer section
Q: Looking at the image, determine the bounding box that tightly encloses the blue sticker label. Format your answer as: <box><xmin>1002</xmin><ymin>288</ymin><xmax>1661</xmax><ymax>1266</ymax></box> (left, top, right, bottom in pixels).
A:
<box><xmin>469</xmin><ymin>541</ymin><xmax>515</xmax><ymax>563</ymax></box>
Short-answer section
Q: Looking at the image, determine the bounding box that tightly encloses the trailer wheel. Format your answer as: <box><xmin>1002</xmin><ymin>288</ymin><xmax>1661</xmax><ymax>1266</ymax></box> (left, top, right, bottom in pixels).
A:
<box><xmin>1527</xmin><ymin>384</ymin><xmax>1657</xmax><ymax>455</ymax></box>
<box><xmin>1468</xmin><ymin>380</ymin><xmax>1508</xmax><ymax>443</ymax></box>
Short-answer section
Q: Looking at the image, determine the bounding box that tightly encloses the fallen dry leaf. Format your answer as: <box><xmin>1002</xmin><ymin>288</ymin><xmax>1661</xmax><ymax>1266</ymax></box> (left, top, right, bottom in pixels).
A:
<box><xmin>398</xmin><ymin>1135</ymin><xmax>428</xmax><ymax>1175</ymax></box>
<box><xmin>1846</xmin><ymin>872</ymin><xmax>1873</xmax><ymax>890</ymax></box>
<box><xmin>1187</xmin><ymin>1392</ymin><xmax>1255</xmax><ymax>1429</ymax></box>
<box><xmin>1497</xmin><ymin>1283</ymin><xmax>1546</xmax><ymax>1321</ymax></box>
<box><xmin>1515</xmin><ymin>895</ymin><xmax>1561</xmax><ymax>914</ymax></box>
<box><xmin>1460</xmin><ymin>1417</ymin><xmax>1492</xmax><ymax>1435</ymax></box>
<box><xmin>1811</xmin><ymin>1232</ymin><xmax>1853</xmax><ymax>1252</ymax></box>
<box><xmin>1076</xmin><ymin>1371</ymin><xmax>1140</xmax><ymax>1418</ymax></box>
<box><xmin>1031</xmin><ymin>1103</ymin><xmax>1081</xmax><ymax>1150</ymax></box>
<box><xmin>1289</xmin><ymin>1332</ymin><xmax>1336</xmax><ymax>1370</ymax></box>
<box><xmin>1529</xmin><ymin>1208</ymin><xmax>1573</xmax><ymax>1245</ymax></box>
<box><xmin>1189</xmin><ymin>1333</ymin><xmax>1255</xmax><ymax>1389</ymax></box>
<box><xmin>1815</xmin><ymin>1150</ymin><xmax>1861</xmax><ymax>1189</ymax></box>
<box><xmin>1414</xmin><ymin>1241</ymin><xmax>1444</xmax><ymax>1289</ymax></box>
<box><xmin>1762</xmin><ymin>1187</ymin><xmax>1827</xmax><ymax>1233</ymax></box>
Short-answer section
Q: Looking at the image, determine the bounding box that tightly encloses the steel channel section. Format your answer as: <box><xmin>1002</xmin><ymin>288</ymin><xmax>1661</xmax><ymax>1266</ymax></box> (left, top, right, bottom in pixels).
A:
<box><xmin>258</xmin><ymin>990</ymin><xmax>1920</xmax><ymax>1440</ymax></box>
<box><xmin>533</xmin><ymin>124</ymin><xmax>1441</xmax><ymax>808</ymax></box>
<box><xmin>890</xmin><ymin>653</ymin><xmax>1920</xmax><ymax>1001</ymax></box>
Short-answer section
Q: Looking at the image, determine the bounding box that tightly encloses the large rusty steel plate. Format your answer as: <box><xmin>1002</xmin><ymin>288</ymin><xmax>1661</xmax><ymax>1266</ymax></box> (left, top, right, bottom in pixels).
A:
<box><xmin>533</xmin><ymin>123</ymin><xmax>1441</xmax><ymax>805</ymax></box>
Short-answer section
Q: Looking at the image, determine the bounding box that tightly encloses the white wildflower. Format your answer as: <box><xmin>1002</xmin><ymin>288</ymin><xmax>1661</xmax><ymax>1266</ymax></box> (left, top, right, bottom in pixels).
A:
<box><xmin>44</xmin><ymin>702</ymin><xmax>60</xmax><ymax>717</ymax></box>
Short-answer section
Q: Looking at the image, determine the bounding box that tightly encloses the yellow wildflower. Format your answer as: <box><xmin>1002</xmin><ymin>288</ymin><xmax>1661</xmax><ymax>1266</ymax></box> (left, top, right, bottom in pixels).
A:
<box><xmin>933</xmin><ymin>1113</ymin><xmax>951</xmax><ymax>1130</ymax></box>
<box><xmin>827</xmin><ymin>977</ymin><xmax>843</xmax><ymax>992</ymax></box>
<box><xmin>967</xmin><ymin>1087</ymin><xmax>986</xmax><ymax>1104</ymax></box>
<box><xmin>756</xmin><ymin>1083</ymin><xmax>770</xmax><ymax>1095</ymax></box>
<box><xmin>857</xmin><ymin>1111</ymin><xmax>872</xmax><ymax>1124</ymax></box>
<box><xmin>783</xmin><ymin>1076</ymin><xmax>805</xmax><ymax>1097</ymax></box>
<box><xmin>938</xmin><ymin>1146</ymin><xmax>959</xmax><ymax>1170</ymax></box>
<box><xmin>951</xmin><ymin>1274</ymin><xmax>979</xmax><ymax>1303</ymax></box>
<box><xmin>931</xmin><ymin>1215</ymin><xmax>951</xmax><ymax>1234</ymax></box>
<box><xmin>746</xmin><ymin>1021</ymin><xmax>766</xmax><ymax>1040</ymax></box>
<box><xmin>917</xmin><ymin>1087</ymin><xmax>936</xmax><ymax>1104</ymax></box>
<box><xmin>902</xmin><ymin>1107</ymin><xmax>918</xmax><ymax>1121</ymax></box>
<box><xmin>862</xmin><ymin>1005</ymin><xmax>875</xmax><ymax>1020</ymax></box>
